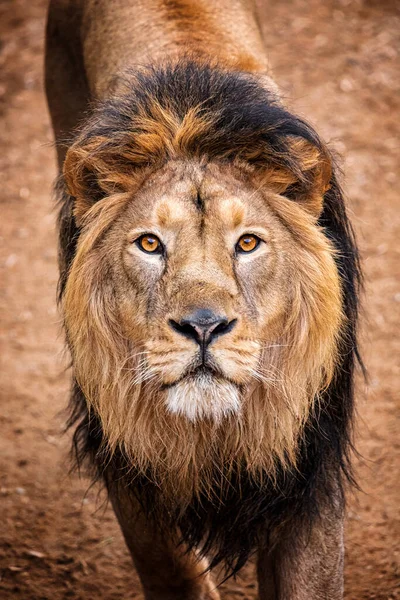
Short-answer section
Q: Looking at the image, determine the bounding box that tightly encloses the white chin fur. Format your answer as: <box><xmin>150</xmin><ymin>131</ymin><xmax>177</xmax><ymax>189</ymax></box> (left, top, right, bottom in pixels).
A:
<box><xmin>165</xmin><ymin>373</ymin><xmax>241</xmax><ymax>422</ymax></box>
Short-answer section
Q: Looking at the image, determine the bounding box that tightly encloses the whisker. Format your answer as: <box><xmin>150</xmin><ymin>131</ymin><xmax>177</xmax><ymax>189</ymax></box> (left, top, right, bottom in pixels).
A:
<box><xmin>260</xmin><ymin>343</ymin><xmax>292</xmax><ymax>350</ymax></box>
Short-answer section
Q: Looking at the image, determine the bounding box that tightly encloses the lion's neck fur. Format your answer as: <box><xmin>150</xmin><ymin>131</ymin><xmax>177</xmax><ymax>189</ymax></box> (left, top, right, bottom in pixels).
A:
<box><xmin>80</xmin><ymin>0</ymin><xmax>272</xmax><ymax>100</ymax></box>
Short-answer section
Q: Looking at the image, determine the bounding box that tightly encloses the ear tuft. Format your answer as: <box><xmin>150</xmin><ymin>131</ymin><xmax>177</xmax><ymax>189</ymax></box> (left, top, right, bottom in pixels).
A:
<box><xmin>260</xmin><ymin>136</ymin><xmax>332</xmax><ymax>218</ymax></box>
<box><xmin>63</xmin><ymin>137</ymin><xmax>134</xmax><ymax>225</ymax></box>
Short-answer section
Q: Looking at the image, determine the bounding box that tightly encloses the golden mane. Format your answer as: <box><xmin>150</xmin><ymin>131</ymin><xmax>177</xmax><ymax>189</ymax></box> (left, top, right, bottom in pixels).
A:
<box><xmin>64</xmin><ymin>175</ymin><xmax>342</xmax><ymax>507</ymax></box>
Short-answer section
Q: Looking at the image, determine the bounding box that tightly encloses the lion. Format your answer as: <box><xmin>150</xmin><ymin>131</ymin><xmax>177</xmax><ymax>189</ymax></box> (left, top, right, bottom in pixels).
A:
<box><xmin>45</xmin><ymin>1</ymin><xmax>361</xmax><ymax>598</ymax></box>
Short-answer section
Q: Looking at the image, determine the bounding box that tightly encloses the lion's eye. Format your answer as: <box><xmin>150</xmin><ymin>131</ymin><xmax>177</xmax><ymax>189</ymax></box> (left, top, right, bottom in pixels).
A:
<box><xmin>136</xmin><ymin>234</ymin><xmax>163</xmax><ymax>254</ymax></box>
<box><xmin>236</xmin><ymin>234</ymin><xmax>261</xmax><ymax>254</ymax></box>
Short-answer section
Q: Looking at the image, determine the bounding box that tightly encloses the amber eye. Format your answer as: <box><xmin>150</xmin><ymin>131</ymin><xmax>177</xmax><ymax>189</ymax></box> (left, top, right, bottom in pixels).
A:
<box><xmin>136</xmin><ymin>234</ymin><xmax>163</xmax><ymax>254</ymax></box>
<box><xmin>236</xmin><ymin>234</ymin><xmax>261</xmax><ymax>254</ymax></box>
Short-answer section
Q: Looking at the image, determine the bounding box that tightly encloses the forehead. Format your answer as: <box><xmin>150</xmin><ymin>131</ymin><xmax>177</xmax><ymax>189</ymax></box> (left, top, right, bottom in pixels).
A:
<box><xmin>123</xmin><ymin>161</ymin><xmax>270</xmax><ymax>229</ymax></box>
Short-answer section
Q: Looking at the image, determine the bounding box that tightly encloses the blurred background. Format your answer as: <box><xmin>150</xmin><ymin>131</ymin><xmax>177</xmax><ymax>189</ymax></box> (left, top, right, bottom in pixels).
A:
<box><xmin>0</xmin><ymin>0</ymin><xmax>399</xmax><ymax>598</ymax></box>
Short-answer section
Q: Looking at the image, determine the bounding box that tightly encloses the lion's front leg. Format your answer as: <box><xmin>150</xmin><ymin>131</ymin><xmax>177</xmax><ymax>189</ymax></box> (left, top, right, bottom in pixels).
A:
<box><xmin>257</xmin><ymin>502</ymin><xmax>344</xmax><ymax>600</ymax></box>
<box><xmin>110</xmin><ymin>487</ymin><xmax>220</xmax><ymax>600</ymax></box>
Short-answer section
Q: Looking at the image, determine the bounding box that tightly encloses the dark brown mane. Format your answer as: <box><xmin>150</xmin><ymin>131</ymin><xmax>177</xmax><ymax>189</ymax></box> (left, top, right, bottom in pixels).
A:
<box><xmin>63</xmin><ymin>60</ymin><xmax>330</xmax><ymax>220</ymax></box>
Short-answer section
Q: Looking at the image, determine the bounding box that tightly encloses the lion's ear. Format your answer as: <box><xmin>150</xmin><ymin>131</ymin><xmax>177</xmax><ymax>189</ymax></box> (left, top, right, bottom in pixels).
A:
<box><xmin>262</xmin><ymin>137</ymin><xmax>332</xmax><ymax>218</ymax></box>
<box><xmin>63</xmin><ymin>137</ymin><xmax>131</xmax><ymax>225</ymax></box>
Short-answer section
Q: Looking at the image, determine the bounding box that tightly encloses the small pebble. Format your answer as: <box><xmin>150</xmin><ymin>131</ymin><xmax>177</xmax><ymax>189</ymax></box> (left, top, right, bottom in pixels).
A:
<box><xmin>26</xmin><ymin>550</ymin><xmax>45</xmax><ymax>559</ymax></box>
<box><xmin>5</xmin><ymin>254</ymin><xmax>18</xmax><ymax>268</ymax></box>
<box><xmin>340</xmin><ymin>78</ymin><xmax>354</xmax><ymax>92</ymax></box>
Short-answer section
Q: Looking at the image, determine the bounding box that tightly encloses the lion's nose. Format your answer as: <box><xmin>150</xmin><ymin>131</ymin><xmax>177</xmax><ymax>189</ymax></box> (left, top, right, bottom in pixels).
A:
<box><xmin>169</xmin><ymin>309</ymin><xmax>237</xmax><ymax>348</ymax></box>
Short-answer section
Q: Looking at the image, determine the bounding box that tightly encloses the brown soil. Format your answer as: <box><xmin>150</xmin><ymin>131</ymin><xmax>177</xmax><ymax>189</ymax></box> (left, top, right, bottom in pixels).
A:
<box><xmin>0</xmin><ymin>0</ymin><xmax>399</xmax><ymax>598</ymax></box>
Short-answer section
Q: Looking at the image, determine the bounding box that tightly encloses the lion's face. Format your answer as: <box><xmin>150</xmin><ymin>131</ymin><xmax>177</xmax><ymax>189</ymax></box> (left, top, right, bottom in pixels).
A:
<box><xmin>97</xmin><ymin>161</ymin><xmax>297</xmax><ymax>421</ymax></box>
<box><xmin>64</xmin><ymin>157</ymin><xmax>342</xmax><ymax>490</ymax></box>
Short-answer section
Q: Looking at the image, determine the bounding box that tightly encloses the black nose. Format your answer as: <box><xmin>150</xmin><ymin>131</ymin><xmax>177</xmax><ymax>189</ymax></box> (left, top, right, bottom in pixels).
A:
<box><xmin>169</xmin><ymin>309</ymin><xmax>236</xmax><ymax>348</ymax></box>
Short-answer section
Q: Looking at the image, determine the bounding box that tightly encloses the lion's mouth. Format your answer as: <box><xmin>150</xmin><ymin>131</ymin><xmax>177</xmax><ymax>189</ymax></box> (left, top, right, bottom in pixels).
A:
<box><xmin>163</xmin><ymin>357</ymin><xmax>242</xmax><ymax>421</ymax></box>
<box><xmin>161</xmin><ymin>353</ymin><xmax>229</xmax><ymax>390</ymax></box>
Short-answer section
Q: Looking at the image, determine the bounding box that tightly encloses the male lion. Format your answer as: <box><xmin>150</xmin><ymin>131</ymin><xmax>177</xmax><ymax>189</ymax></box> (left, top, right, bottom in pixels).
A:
<box><xmin>45</xmin><ymin>1</ymin><xmax>361</xmax><ymax>598</ymax></box>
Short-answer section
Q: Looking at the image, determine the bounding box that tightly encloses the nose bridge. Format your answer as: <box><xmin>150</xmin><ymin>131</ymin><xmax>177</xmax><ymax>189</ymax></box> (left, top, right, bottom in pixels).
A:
<box><xmin>182</xmin><ymin>248</ymin><xmax>236</xmax><ymax>289</ymax></box>
<box><xmin>178</xmin><ymin>257</ymin><xmax>238</xmax><ymax>312</ymax></box>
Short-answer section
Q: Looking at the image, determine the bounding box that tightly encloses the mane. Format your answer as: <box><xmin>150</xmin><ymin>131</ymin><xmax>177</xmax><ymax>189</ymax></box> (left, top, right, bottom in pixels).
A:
<box><xmin>62</xmin><ymin>59</ymin><xmax>333</xmax><ymax>226</ymax></box>
<box><xmin>58</xmin><ymin>59</ymin><xmax>362</xmax><ymax>575</ymax></box>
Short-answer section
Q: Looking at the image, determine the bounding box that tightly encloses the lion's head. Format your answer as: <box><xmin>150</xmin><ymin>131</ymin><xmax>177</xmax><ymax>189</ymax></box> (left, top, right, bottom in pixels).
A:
<box><xmin>62</xmin><ymin>62</ymin><xmax>344</xmax><ymax>501</ymax></box>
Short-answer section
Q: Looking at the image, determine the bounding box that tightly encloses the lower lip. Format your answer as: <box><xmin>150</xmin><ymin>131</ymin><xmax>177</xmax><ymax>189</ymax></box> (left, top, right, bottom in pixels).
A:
<box><xmin>161</xmin><ymin>367</ymin><xmax>219</xmax><ymax>390</ymax></box>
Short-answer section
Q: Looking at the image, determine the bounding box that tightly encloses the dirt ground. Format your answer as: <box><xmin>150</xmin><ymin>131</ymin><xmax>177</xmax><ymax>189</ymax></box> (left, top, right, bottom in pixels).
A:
<box><xmin>0</xmin><ymin>0</ymin><xmax>399</xmax><ymax>598</ymax></box>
